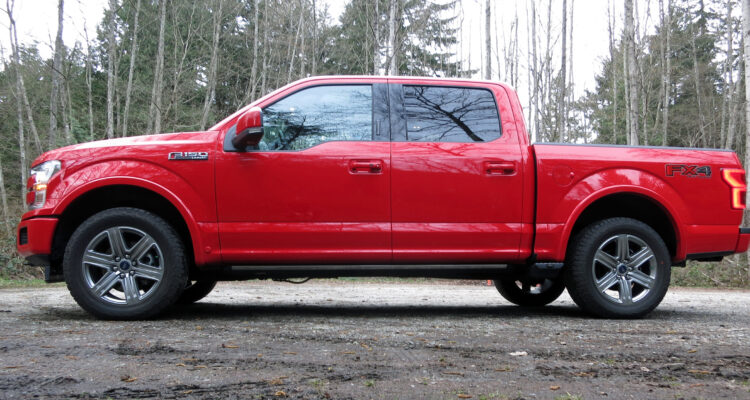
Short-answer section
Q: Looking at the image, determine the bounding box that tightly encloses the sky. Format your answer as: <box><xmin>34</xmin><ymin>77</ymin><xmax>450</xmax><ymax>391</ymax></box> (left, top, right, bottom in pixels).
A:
<box><xmin>0</xmin><ymin>0</ymin><xmax>648</xmax><ymax>105</ymax></box>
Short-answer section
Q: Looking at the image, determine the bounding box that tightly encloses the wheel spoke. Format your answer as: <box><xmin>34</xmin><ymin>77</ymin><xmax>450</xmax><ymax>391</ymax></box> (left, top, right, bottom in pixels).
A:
<box><xmin>132</xmin><ymin>264</ymin><xmax>163</xmax><ymax>281</ymax></box>
<box><xmin>618</xmin><ymin>276</ymin><xmax>633</xmax><ymax>304</ymax></box>
<box><xmin>594</xmin><ymin>250</ymin><xmax>619</xmax><ymax>270</ymax></box>
<box><xmin>617</xmin><ymin>234</ymin><xmax>630</xmax><ymax>261</ymax></box>
<box><xmin>106</xmin><ymin>228</ymin><xmax>127</xmax><ymax>258</ymax></box>
<box><xmin>129</xmin><ymin>236</ymin><xmax>156</xmax><ymax>261</ymax></box>
<box><xmin>629</xmin><ymin>270</ymin><xmax>655</xmax><ymax>289</ymax></box>
<box><xmin>596</xmin><ymin>271</ymin><xmax>619</xmax><ymax>293</ymax></box>
<box><xmin>92</xmin><ymin>271</ymin><xmax>120</xmax><ymax>297</ymax></box>
<box><xmin>83</xmin><ymin>251</ymin><xmax>116</xmax><ymax>270</ymax></box>
<box><xmin>627</xmin><ymin>247</ymin><xmax>654</xmax><ymax>269</ymax></box>
<box><xmin>122</xmin><ymin>274</ymin><xmax>140</xmax><ymax>305</ymax></box>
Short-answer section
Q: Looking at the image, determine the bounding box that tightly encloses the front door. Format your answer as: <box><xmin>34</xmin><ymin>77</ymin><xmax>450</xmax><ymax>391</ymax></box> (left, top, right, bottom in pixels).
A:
<box><xmin>389</xmin><ymin>83</ymin><xmax>525</xmax><ymax>263</ymax></box>
<box><xmin>215</xmin><ymin>84</ymin><xmax>391</xmax><ymax>264</ymax></box>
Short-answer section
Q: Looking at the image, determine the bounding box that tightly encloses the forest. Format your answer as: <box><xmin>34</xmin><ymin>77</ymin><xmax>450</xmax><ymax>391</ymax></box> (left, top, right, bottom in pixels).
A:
<box><xmin>1</xmin><ymin>0</ymin><xmax>748</xmax><ymax>286</ymax></box>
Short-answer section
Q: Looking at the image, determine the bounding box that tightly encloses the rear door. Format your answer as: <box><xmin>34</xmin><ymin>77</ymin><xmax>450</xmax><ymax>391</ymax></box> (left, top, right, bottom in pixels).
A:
<box><xmin>215</xmin><ymin>83</ymin><xmax>392</xmax><ymax>264</ymax></box>
<box><xmin>389</xmin><ymin>82</ymin><xmax>525</xmax><ymax>263</ymax></box>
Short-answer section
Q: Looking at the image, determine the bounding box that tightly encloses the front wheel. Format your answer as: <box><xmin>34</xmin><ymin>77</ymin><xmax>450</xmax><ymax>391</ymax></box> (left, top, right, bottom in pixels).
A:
<box><xmin>63</xmin><ymin>208</ymin><xmax>188</xmax><ymax>320</ymax></box>
<box><xmin>564</xmin><ymin>217</ymin><xmax>671</xmax><ymax>318</ymax></box>
<box><xmin>494</xmin><ymin>277</ymin><xmax>566</xmax><ymax>307</ymax></box>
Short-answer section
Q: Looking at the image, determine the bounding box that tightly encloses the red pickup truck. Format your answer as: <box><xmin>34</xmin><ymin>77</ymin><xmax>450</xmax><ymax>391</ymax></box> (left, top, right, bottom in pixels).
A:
<box><xmin>17</xmin><ymin>76</ymin><xmax>750</xmax><ymax>319</ymax></box>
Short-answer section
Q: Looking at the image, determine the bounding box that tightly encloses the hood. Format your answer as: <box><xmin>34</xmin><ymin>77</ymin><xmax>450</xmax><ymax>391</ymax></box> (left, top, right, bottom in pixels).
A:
<box><xmin>33</xmin><ymin>131</ymin><xmax>220</xmax><ymax>166</ymax></box>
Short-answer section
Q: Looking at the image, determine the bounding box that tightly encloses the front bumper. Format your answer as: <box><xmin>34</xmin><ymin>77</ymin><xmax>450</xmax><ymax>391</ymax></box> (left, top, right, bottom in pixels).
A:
<box><xmin>16</xmin><ymin>217</ymin><xmax>58</xmax><ymax>264</ymax></box>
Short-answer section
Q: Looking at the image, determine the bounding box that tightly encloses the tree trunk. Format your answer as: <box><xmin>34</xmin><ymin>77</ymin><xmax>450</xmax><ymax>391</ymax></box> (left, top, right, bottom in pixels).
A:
<box><xmin>312</xmin><ymin>0</ymin><xmax>317</xmax><ymax>75</ymax></box>
<box><xmin>7</xmin><ymin>0</ymin><xmax>42</xmax><ymax>155</ymax></box>
<box><xmin>49</xmin><ymin>0</ymin><xmax>64</xmax><ymax>149</ymax></box>
<box><xmin>690</xmin><ymin>26</ymin><xmax>707</xmax><ymax>147</ymax></box>
<box><xmin>559</xmin><ymin>0</ymin><xmax>567</xmax><ymax>142</ymax></box>
<box><xmin>201</xmin><ymin>0</ymin><xmax>224</xmax><ymax>130</ymax></box>
<box><xmin>84</xmin><ymin>25</ymin><xmax>95</xmax><ymax>141</ymax></box>
<box><xmin>387</xmin><ymin>0</ymin><xmax>398</xmax><ymax>75</ymax></box>
<box><xmin>0</xmin><ymin>159</ymin><xmax>10</xmax><ymax>234</ymax></box>
<box><xmin>122</xmin><ymin>0</ymin><xmax>141</xmax><ymax>137</ymax></box>
<box><xmin>608</xmin><ymin>0</ymin><xmax>617</xmax><ymax>143</ymax></box>
<box><xmin>743</xmin><ymin>0</ymin><xmax>750</xmax><ymax>281</ymax></box>
<box><xmin>148</xmin><ymin>0</ymin><xmax>167</xmax><ymax>134</ymax></box>
<box><xmin>624</xmin><ymin>0</ymin><xmax>639</xmax><ymax>145</ymax></box>
<box><xmin>106</xmin><ymin>0</ymin><xmax>117</xmax><ymax>139</ymax></box>
<box><xmin>260</xmin><ymin>0</ymin><xmax>268</xmax><ymax>95</ymax></box>
<box><xmin>660</xmin><ymin>0</ymin><xmax>671</xmax><ymax>146</ymax></box>
<box><xmin>485</xmin><ymin>0</ymin><xmax>491</xmax><ymax>80</ymax></box>
<box><xmin>373</xmin><ymin>0</ymin><xmax>380</xmax><ymax>74</ymax></box>
<box><xmin>248</xmin><ymin>0</ymin><xmax>259</xmax><ymax>101</ymax></box>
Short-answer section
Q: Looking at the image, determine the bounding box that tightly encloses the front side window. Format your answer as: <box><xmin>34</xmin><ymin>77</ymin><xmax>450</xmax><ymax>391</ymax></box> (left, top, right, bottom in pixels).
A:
<box><xmin>260</xmin><ymin>85</ymin><xmax>373</xmax><ymax>151</ymax></box>
<box><xmin>403</xmin><ymin>85</ymin><xmax>501</xmax><ymax>143</ymax></box>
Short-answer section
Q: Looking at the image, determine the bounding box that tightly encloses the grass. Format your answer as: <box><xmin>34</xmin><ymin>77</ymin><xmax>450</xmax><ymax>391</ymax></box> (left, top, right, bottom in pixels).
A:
<box><xmin>0</xmin><ymin>278</ymin><xmax>62</xmax><ymax>289</ymax></box>
<box><xmin>671</xmin><ymin>259</ymin><xmax>749</xmax><ymax>288</ymax></box>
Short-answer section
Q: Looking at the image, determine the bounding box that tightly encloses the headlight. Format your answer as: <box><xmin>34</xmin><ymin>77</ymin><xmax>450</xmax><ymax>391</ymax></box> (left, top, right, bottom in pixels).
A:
<box><xmin>28</xmin><ymin>160</ymin><xmax>61</xmax><ymax>209</ymax></box>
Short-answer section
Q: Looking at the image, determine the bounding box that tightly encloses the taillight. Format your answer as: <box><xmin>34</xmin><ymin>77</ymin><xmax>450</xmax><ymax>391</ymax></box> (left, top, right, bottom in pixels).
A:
<box><xmin>722</xmin><ymin>168</ymin><xmax>746</xmax><ymax>210</ymax></box>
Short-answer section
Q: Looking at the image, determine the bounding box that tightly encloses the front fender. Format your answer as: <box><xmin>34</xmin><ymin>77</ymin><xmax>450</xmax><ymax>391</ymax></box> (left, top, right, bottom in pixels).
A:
<box><xmin>51</xmin><ymin>160</ymin><xmax>219</xmax><ymax>266</ymax></box>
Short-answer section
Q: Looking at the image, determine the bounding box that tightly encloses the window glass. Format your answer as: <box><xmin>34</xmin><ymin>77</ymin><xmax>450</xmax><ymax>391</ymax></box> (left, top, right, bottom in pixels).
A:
<box><xmin>403</xmin><ymin>86</ymin><xmax>501</xmax><ymax>142</ymax></box>
<box><xmin>260</xmin><ymin>85</ymin><xmax>372</xmax><ymax>150</ymax></box>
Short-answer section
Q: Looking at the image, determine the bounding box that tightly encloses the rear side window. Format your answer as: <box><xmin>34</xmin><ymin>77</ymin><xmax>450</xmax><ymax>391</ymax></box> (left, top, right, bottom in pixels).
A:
<box><xmin>403</xmin><ymin>85</ymin><xmax>501</xmax><ymax>142</ymax></box>
<box><xmin>261</xmin><ymin>85</ymin><xmax>372</xmax><ymax>151</ymax></box>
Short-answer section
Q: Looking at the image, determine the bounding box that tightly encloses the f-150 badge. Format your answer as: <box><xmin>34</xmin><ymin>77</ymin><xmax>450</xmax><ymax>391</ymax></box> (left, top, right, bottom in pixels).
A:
<box><xmin>665</xmin><ymin>164</ymin><xmax>711</xmax><ymax>178</ymax></box>
<box><xmin>168</xmin><ymin>152</ymin><xmax>209</xmax><ymax>161</ymax></box>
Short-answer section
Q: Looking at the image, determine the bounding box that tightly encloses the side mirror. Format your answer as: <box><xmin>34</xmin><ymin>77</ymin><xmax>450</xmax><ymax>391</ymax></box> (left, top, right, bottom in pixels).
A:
<box><xmin>232</xmin><ymin>107</ymin><xmax>263</xmax><ymax>151</ymax></box>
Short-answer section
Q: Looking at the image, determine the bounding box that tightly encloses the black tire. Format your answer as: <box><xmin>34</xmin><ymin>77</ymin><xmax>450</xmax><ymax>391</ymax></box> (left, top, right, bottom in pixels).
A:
<box><xmin>564</xmin><ymin>217</ymin><xmax>671</xmax><ymax>319</ymax></box>
<box><xmin>494</xmin><ymin>277</ymin><xmax>566</xmax><ymax>307</ymax></box>
<box><xmin>63</xmin><ymin>207</ymin><xmax>188</xmax><ymax>320</ymax></box>
<box><xmin>177</xmin><ymin>280</ymin><xmax>218</xmax><ymax>305</ymax></box>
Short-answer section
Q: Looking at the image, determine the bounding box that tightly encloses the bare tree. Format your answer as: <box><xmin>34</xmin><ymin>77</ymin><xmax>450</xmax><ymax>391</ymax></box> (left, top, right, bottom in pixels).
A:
<box><xmin>485</xmin><ymin>0</ymin><xmax>491</xmax><ymax>80</ymax></box>
<box><xmin>6</xmin><ymin>0</ymin><xmax>42</xmax><ymax>154</ymax></box>
<box><xmin>122</xmin><ymin>0</ymin><xmax>141</xmax><ymax>137</ymax></box>
<box><xmin>83</xmin><ymin>24</ymin><xmax>94</xmax><ymax>141</ymax></box>
<box><xmin>49</xmin><ymin>0</ymin><xmax>64</xmax><ymax>148</ymax></box>
<box><xmin>106</xmin><ymin>0</ymin><xmax>117</xmax><ymax>139</ymax></box>
<box><xmin>659</xmin><ymin>0</ymin><xmax>671</xmax><ymax>146</ymax></box>
<box><xmin>148</xmin><ymin>0</ymin><xmax>167</xmax><ymax>134</ymax></box>
<box><xmin>559</xmin><ymin>0</ymin><xmax>567</xmax><ymax>142</ymax></box>
<box><xmin>743</xmin><ymin>0</ymin><xmax>750</xmax><ymax>278</ymax></box>
<box><xmin>387</xmin><ymin>0</ymin><xmax>398</xmax><ymax>74</ymax></box>
<box><xmin>0</xmin><ymin>158</ymin><xmax>9</xmax><ymax>234</ymax></box>
<box><xmin>624</xmin><ymin>0</ymin><xmax>639</xmax><ymax>145</ymax></box>
<box><xmin>201</xmin><ymin>0</ymin><xmax>224</xmax><ymax>130</ymax></box>
<box><xmin>248</xmin><ymin>0</ymin><xmax>259</xmax><ymax>101</ymax></box>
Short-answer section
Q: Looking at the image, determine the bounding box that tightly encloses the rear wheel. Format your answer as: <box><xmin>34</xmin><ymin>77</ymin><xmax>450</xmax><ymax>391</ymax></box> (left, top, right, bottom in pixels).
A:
<box><xmin>494</xmin><ymin>277</ymin><xmax>565</xmax><ymax>307</ymax></box>
<box><xmin>177</xmin><ymin>280</ymin><xmax>217</xmax><ymax>304</ymax></box>
<box><xmin>63</xmin><ymin>208</ymin><xmax>188</xmax><ymax>320</ymax></box>
<box><xmin>564</xmin><ymin>217</ymin><xmax>671</xmax><ymax>318</ymax></box>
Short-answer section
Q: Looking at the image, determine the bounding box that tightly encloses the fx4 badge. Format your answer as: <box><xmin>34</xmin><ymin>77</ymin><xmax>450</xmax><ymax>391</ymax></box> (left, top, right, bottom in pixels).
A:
<box><xmin>168</xmin><ymin>152</ymin><xmax>209</xmax><ymax>161</ymax></box>
<box><xmin>665</xmin><ymin>164</ymin><xmax>711</xmax><ymax>178</ymax></box>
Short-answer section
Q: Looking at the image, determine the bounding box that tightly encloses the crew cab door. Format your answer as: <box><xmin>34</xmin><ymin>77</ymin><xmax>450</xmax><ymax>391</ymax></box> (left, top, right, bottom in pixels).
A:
<box><xmin>215</xmin><ymin>83</ymin><xmax>391</xmax><ymax>264</ymax></box>
<box><xmin>389</xmin><ymin>82</ymin><xmax>525</xmax><ymax>263</ymax></box>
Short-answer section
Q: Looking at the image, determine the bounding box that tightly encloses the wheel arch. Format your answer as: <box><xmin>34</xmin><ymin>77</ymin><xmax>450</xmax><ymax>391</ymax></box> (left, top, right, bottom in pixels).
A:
<box><xmin>50</xmin><ymin>183</ymin><xmax>199</xmax><ymax>272</ymax></box>
<box><xmin>561</xmin><ymin>190</ymin><xmax>684</xmax><ymax>263</ymax></box>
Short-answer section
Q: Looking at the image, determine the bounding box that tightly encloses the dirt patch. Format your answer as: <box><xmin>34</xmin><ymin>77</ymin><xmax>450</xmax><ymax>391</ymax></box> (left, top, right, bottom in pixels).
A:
<box><xmin>1</xmin><ymin>281</ymin><xmax>749</xmax><ymax>399</ymax></box>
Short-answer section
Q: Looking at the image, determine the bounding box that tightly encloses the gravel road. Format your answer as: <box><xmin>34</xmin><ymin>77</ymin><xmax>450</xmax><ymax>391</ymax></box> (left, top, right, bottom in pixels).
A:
<box><xmin>1</xmin><ymin>280</ymin><xmax>749</xmax><ymax>399</ymax></box>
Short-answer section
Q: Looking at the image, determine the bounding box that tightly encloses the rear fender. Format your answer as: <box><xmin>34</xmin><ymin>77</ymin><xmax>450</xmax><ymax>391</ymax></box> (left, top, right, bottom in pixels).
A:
<box><xmin>546</xmin><ymin>168</ymin><xmax>687</xmax><ymax>262</ymax></box>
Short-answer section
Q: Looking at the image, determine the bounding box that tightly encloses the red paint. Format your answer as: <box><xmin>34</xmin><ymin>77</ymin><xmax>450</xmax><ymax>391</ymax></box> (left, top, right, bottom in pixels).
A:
<box><xmin>17</xmin><ymin>76</ymin><xmax>748</xmax><ymax>270</ymax></box>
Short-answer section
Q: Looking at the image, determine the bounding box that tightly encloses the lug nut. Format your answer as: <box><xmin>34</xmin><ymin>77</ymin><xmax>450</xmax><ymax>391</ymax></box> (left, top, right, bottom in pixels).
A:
<box><xmin>115</xmin><ymin>257</ymin><xmax>120</xmax><ymax>262</ymax></box>
<box><xmin>119</xmin><ymin>273</ymin><xmax>126</xmax><ymax>279</ymax></box>
<box><xmin>125</xmin><ymin>255</ymin><xmax>130</xmax><ymax>259</ymax></box>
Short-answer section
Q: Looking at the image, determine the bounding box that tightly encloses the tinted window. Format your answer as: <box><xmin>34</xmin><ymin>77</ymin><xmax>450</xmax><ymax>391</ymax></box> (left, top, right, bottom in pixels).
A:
<box><xmin>260</xmin><ymin>85</ymin><xmax>372</xmax><ymax>150</ymax></box>
<box><xmin>403</xmin><ymin>86</ymin><xmax>501</xmax><ymax>142</ymax></box>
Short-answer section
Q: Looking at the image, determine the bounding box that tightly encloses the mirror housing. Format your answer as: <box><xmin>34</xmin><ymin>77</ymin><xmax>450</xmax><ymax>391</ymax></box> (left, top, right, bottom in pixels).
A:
<box><xmin>232</xmin><ymin>107</ymin><xmax>263</xmax><ymax>151</ymax></box>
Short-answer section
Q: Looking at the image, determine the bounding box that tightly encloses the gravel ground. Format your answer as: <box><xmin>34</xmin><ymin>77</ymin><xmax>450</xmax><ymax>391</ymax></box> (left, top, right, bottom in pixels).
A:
<box><xmin>1</xmin><ymin>280</ymin><xmax>749</xmax><ymax>399</ymax></box>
